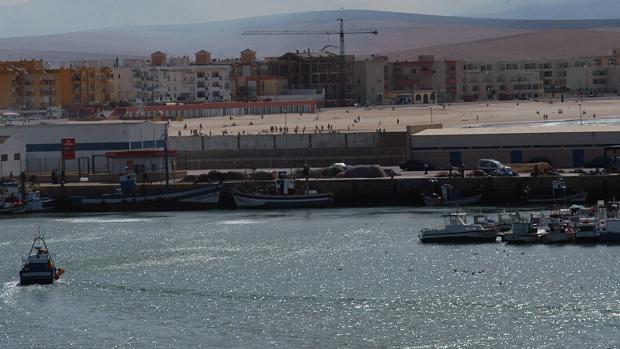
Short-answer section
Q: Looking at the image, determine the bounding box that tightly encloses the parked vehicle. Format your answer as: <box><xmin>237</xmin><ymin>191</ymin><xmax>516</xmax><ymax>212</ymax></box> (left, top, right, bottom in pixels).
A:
<box><xmin>478</xmin><ymin>159</ymin><xmax>511</xmax><ymax>174</ymax></box>
<box><xmin>399</xmin><ymin>160</ymin><xmax>434</xmax><ymax>171</ymax></box>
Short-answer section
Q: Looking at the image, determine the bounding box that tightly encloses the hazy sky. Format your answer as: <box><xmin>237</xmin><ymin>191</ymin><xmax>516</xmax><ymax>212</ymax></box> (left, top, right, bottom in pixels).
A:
<box><xmin>0</xmin><ymin>0</ymin><xmax>544</xmax><ymax>18</ymax></box>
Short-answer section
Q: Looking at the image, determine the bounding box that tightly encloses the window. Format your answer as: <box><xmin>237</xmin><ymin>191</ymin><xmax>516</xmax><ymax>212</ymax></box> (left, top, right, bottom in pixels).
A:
<box><xmin>13</xmin><ymin>153</ymin><xmax>20</xmax><ymax>161</ymax></box>
<box><xmin>0</xmin><ymin>154</ymin><xmax>7</xmax><ymax>161</ymax></box>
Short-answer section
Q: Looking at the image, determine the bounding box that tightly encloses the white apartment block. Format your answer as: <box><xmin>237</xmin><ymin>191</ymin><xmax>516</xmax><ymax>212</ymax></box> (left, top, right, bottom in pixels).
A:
<box><xmin>110</xmin><ymin>64</ymin><xmax>232</xmax><ymax>105</ymax></box>
<box><xmin>461</xmin><ymin>51</ymin><xmax>620</xmax><ymax>101</ymax></box>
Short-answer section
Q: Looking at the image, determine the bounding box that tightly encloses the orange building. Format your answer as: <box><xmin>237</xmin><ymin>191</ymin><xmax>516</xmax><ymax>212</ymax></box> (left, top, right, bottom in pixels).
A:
<box><xmin>0</xmin><ymin>60</ymin><xmax>111</xmax><ymax>110</ymax></box>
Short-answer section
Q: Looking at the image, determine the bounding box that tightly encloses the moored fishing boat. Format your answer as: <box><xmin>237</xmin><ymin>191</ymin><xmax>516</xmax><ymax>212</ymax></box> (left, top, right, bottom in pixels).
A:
<box><xmin>232</xmin><ymin>189</ymin><xmax>335</xmax><ymax>209</ymax></box>
<box><xmin>542</xmin><ymin>222</ymin><xmax>575</xmax><ymax>243</ymax></box>
<box><xmin>70</xmin><ymin>180</ymin><xmax>224</xmax><ymax>211</ymax></box>
<box><xmin>600</xmin><ymin>219</ymin><xmax>620</xmax><ymax>243</ymax></box>
<box><xmin>502</xmin><ymin>215</ymin><xmax>545</xmax><ymax>244</ymax></box>
<box><xmin>232</xmin><ymin>170</ymin><xmax>335</xmax><ymax>209</ymax></box>
<box><xmin>419</xmin><ymin>212</ymin><xmax>497</xmax><ymax>243</ymax></box>
<box><xmin>423</xmin><ymin>183</ymin><xmax>481</xmax><ymax>206</ymax></box>
<box><xmin>523</xmin><ymin>179</ymin><xmax>587</xmax><ymax>205</ymax></box>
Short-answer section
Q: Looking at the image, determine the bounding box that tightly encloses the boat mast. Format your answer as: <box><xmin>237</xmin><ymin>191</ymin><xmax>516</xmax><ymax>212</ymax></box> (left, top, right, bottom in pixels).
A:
<box><xmin>164</xmin><ymin>121</ymin><xmax>170</xmax><ymax>189</ymax></box>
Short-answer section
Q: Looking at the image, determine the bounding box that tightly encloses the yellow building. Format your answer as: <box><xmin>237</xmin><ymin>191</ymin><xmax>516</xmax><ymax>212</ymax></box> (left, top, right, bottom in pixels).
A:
<box><xmin>70</xmin><ymin>66</ymin><xmax>112</xmax><ymax>107</ymax></box>
<box><xmin>0</xmin><ymin>60</ymin><xmax>111</xmax><ymax>110</ymax></box>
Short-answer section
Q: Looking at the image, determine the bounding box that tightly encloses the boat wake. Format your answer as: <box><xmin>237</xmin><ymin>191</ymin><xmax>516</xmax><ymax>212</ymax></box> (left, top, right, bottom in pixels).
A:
<box><xmin>102</xmin><ymin>255</ymin><xmax>227</xmax><ymax>271</ymax></box>
<box><xmin>218</xmin><ymin>219</ymin><xmax>265</xmax><ymax>225</ymax></box>
<box><xmin>1</xmin><ymin>281</ymin><xmax>20</xmax><ymax>306</ymax></box>
<box><xmin>53</xmin><ymin>217</ymin><xmax>154</xmax><ymax>224</ymax></box>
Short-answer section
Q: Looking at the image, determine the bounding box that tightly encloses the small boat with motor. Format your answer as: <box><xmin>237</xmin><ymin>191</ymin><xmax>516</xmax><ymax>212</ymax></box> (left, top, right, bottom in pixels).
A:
<box><xmin>419</xmin><ymin>212</ymin><xmax>498</xmax><ymax>243</ymax></box>
<box><xmin>423</xmin><ymin>183</ymin><xmax>481</xmax><ymax>206</ymax></box>
<box><xmin>19</xmin><ymin>236</ymin><xmax>64</xmax><ymax>286</ymax></box>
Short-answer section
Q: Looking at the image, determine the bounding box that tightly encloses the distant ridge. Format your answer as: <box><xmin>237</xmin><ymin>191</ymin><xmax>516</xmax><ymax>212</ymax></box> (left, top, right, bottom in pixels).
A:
<box><xmin>2</xmin><ymin>9</ymin><xmax>620</xmax><ymax>63</ymax></box>
<box><xmin>387</xmin><ymin>29</ymin><xmax>620</xmax><ymax>61</ymax></box>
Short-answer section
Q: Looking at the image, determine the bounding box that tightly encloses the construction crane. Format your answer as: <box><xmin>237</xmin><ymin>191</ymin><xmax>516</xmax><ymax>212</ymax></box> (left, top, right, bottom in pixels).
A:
<box><xmin>243</xmin><ymin>19</ymin><xmax>378</xmax><ymax>106</ymax></box>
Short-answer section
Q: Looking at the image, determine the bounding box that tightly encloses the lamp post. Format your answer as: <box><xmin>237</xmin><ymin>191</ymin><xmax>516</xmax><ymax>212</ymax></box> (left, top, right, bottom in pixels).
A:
<box><xmin>429</xmin><ymin>107</ymin><xmax>433</xmax><ymax>124</ymax></box>
<box><xmin>579</xmin><ymin>103</ymin><xmax>583</xmax><ymax>126</ymax></box>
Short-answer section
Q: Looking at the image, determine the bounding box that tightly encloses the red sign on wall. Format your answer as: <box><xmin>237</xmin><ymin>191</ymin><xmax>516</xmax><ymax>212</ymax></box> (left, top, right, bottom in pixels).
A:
<box><xmin>62</xmin><ymin>138</ymin><xmax>76</xmax><ymax>160</ymax></box>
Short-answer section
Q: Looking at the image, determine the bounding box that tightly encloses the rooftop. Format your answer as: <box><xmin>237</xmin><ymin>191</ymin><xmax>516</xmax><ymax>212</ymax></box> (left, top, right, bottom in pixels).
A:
<box><xmin>415</xmin><ymin>125</ymin><xmax>620</xmax><ymax>136</ymax></box>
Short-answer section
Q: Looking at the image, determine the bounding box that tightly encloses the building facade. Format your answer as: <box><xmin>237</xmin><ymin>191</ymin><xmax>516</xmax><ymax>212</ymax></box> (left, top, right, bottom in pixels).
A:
<box><xmin>385</xmin><ymin>55</ymin><xmax>463</xmax><ymax>104</ymax></box>
<box><xmin>266</xmin><ymin>51</ymin><xmax>355</xmax><ymax>107</ymax></box>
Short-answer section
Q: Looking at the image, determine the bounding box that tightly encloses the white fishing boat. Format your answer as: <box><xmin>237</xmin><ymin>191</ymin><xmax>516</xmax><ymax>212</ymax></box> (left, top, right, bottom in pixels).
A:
<box><xmin>419</xmin><ymin>212</ymin><xmax>498</xmax><ymax>243</ymax></box>
<box><xmin>0</xmin><ymin>185</ymin><xmax>26</xmax><ymax>214</ymax></box>
<box><xmin>502</xmin><ymin>217</ymin><xmax>545</xmax><ymax>244</ymax></box>
<box><xmin>574</xmin><ymin>217</ymin><xmax>599</xmax><ymax>242</ymax></box>
<box><xmin>1</xmin><ymin>181</ymin><xmax>54</xmax><ymax>212</ymax></box>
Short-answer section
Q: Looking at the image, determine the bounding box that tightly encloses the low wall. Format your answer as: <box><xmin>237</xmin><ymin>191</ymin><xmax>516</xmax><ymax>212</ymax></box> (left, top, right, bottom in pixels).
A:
<box><xmin>170</xmin><ymin>132</ymin><xmax>408</xmax><ymax>170</ymax></box>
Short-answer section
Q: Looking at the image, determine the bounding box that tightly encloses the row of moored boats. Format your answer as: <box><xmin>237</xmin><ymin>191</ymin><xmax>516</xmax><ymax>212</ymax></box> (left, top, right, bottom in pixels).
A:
<box><xmin>419</xmin><ymin>202</ymin><xmax>620</xmax><ymax>244</ymax></box>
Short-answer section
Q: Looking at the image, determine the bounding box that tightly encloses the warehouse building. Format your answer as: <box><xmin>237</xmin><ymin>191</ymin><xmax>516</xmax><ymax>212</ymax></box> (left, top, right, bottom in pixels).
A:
<box><xmin>410</xmin><ymin>125</ymin><xmax>620</xmax><ymax>169</ymax></box>
<box><xmin>0</xmin><ymin>122</ymin><xmax>166</xmax><ymax>176</ymax></box>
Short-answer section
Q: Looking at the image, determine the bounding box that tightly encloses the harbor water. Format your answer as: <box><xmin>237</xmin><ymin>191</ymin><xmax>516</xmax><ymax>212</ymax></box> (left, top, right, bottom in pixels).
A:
<box><xmin>0</xmin><ymin>208</ymin><xmax>619</xmax><ymax>348</ymax></box>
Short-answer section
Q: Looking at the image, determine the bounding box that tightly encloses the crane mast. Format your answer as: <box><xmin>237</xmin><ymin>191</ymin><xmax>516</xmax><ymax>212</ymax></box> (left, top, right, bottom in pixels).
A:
<box><xmin>242</xmin><ymin>19</ymin><xmax>378</xmax><ymax>106</ymax></box>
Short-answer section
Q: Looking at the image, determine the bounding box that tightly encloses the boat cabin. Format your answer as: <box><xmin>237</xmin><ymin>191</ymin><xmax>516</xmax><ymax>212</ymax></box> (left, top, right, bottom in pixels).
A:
<box><xmin>444</xmin><ymin>212</ymin><xmax>469</xmax><ymax>226</ymax></box>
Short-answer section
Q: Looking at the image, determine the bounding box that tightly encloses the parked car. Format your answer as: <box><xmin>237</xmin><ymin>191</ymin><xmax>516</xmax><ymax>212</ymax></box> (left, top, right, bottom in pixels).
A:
<box><xmin>478</xmin><ymin>159</ymin><xmax>510</xmax><ymax>174</ymax></box>
<box><xmin>399</xmin><ymin>160</ymin><xmax>435</xmax><ymax>171</ymax></box>
<box><xmin>490</xmin><ymin>167</ymin><xmax>519</xmax><ymax>177</ymax></box>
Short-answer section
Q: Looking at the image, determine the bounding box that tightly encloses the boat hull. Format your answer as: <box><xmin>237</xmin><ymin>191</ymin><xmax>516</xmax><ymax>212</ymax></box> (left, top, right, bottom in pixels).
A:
<box><xmin>419</xmin><ymin>231</ymin><xmax>497</xmax><ymax>243</ymax></box>
<box><xmin>526</xmin><ymin>192</ymin><xmax>588</xmax><ymax>205</ymax></box>
<box><xmin>70</xmin><ymin>185</ymin><xmax>222</xmax><ymax>212</ymax></box>
<box><xmin>19</xmin><ymin>270</ymin><xmax>54</xmax><ymax>286</ymax></box>
<box><xmin>423</xmin><ymin>194</ymin><xmax>482</xmax><ymax>207</ymax></box>
<box><xmin>232</xmin><ymin>191</ymin><xmax>335</xmax><ymax>209</ymax></box>
<box><xmin>0</xmin><ymin>204</ymin><xmax>26</xmax><ymax>214</ymax></box>
<box><xmin>502</xmin><ymin>234</ymin><xmax>541</xmax><ymax>244</ymax></box>
<box><xmin>600</xmin><ymin>233</ymin><xmax>620</xmax><ymax>243</ymax></box>
<box><xmin>542</xmin><ymin>232</ymin><xmax>573</xmax><ymax>243</ymax></box>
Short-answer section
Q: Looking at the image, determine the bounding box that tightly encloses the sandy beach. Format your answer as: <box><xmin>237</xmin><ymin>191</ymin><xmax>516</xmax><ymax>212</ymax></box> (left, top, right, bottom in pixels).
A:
<box><xmin>169</xmin><ymin>97</ymin><xmax>620</xmax><ymax>136</ymax></box>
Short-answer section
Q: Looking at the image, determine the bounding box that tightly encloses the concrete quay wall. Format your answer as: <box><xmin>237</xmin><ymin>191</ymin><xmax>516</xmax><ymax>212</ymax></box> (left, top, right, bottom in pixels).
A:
<box><xmin>170</xmin><ymin>132</ymin><xmax>409</xmax><ymax>169</ymax></box>
<box><xmin>40</xmin><ymin>175</ymin><xmax>620</xmax><ymax>210</ymax></box>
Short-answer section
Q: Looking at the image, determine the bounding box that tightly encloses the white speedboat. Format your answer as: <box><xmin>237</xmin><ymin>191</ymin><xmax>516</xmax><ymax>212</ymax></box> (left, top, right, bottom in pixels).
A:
<box><xmin>419</xmin><ymin>212</ymin><xmax>498</xmax><ymax>243</ymax></box>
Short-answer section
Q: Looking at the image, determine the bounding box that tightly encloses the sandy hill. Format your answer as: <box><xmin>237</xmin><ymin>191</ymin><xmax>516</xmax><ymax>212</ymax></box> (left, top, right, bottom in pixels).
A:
<box><xmin>387</xmin><ymin>29</ymin><xmax>620</xmax><ymax>61</ymax></box>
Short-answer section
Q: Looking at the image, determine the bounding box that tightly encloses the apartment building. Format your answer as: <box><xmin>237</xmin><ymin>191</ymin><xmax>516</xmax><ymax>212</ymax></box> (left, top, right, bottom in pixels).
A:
<box><xmin>384</xmin><ymin>55</ymin><xmax>463</xmax><ymax>104</ymax></box>
<box><xmin>353</xmin><ymin>55</ymin><xmax>388</xmax><ymax>106</ymax></box>
<box><xmin>266</xmin><ymin>50</ymin><xmax>355</xmax><ymax>107</ymax></box>
<box><xmin>0</xmin><ymin>60</ymin><xmax>114</xmax><ymax>110</ymax></box>
<box><xmin>110</xmin><ymin>51</ymin><xmax>232</xmax><ymax>105</ymax></box>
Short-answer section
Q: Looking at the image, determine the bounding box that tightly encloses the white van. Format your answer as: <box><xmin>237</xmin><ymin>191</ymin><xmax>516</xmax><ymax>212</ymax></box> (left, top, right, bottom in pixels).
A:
<box><xmin>478</xmin><ymin>159</ymin><xmax>508</xmax><ymax>174</ymax></box>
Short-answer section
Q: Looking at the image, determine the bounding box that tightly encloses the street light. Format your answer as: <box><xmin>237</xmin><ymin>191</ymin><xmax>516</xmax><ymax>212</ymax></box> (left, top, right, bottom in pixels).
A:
<box><xmin>579</xmin><ymin>103</ymin><xmax>583</xmax><ymax>126</ymax></box>
<box><xmin>429</xmin><ymin>107</ymin><xmax>433</xmax><ymax>123</ymax></box>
